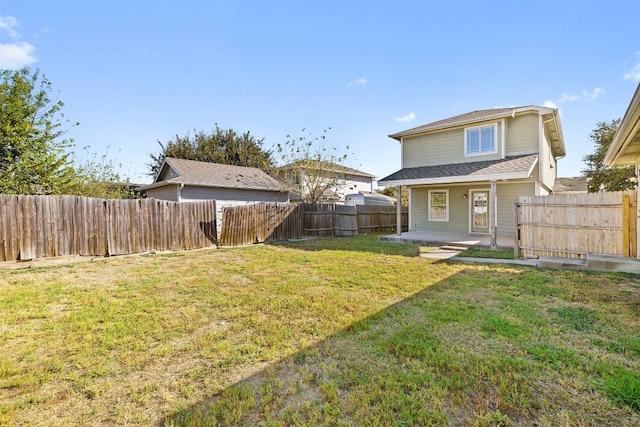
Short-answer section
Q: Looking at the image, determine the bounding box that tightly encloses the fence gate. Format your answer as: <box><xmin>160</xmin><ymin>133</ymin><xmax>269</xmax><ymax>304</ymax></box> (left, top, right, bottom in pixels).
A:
<box><xmin>515</xmin><ymin>191</ymin><xmax>637</xmax><ymax>259</ymax></box>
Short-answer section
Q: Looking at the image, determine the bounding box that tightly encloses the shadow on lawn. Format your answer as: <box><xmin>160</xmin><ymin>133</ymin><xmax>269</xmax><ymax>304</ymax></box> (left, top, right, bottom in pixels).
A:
<box><xmin>162</xmin><ymin>271</ymin><xmax>457</xmax><ymax>426</ymax></box>
<box><xmin>162</xmin><ymin>266</ymin><xmax>639</xmax><ymax>426</ymax></box>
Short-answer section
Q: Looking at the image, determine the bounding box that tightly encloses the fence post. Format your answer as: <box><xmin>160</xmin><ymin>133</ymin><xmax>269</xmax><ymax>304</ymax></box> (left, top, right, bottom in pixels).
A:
<box><xmin>623</xmin><ymin>194</ymin><xmax>631</xmax><ymax>257</ymax></box>
<box><xmin>513</xmin><ymin>201</ymin><xmax>520</xmax><ymax>259</ymax></box>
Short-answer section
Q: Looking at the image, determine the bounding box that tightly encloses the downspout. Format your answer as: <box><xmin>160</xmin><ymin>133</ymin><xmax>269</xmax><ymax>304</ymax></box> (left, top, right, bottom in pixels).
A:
<box><xmin>178</xmin><ymin>182</ymin><xmax>184</xmax><ymax>202</ymax></box>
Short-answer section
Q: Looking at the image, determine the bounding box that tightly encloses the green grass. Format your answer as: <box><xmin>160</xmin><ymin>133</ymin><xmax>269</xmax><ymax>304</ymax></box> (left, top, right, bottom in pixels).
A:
<box><xmin>456</xmin><ymin>247</ymin><xmax>515</xmax><ymax>259</ymax></box>
<box><xmin>1</xmin><ymin>233</ymin><xmax>639</xmax><ymax>426</ymax></box>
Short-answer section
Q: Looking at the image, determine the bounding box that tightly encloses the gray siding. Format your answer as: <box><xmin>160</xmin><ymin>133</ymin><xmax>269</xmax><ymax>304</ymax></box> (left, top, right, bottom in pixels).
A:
<box><xmin>409</xmin><ymin>181</ymin><xmax>535</xmax><ymax>237</ymax></box>
<box><xmin>146</xmin><ymin>185</ymin><xmax>178</xmax><ymax>202</ymax></box>
<box><xmin>181</xmin><ymin>185</ymin><xmax>288</xmax><ymax>203</ymax></box>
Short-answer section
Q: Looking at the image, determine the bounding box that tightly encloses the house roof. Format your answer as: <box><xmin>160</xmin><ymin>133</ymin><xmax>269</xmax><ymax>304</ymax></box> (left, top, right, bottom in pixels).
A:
<box><xmin>139</xmin><ymin>157</ymin><xmax>286</xmax><ymax>192</ymax></box>
<box><xmin>377</xmin><ymin>154</ymin><xmax>539</xmax><ymax>186</ymax></box>
<box><xmin>604</xmin><ymin>83</ymin><xmax>640</xmax><ymax>166</ymax></box>
<box><xmin>553</xmin><ymin>176</ymin><xmax>588</xmax><ymax>193</ymax></box>
<box><xmin>389</xmin><ymin>105</ymin><xmax>566</xmax><ymax>158</ymax></box>
<box><xmin>278</xmin><ymin>160</ymin><xmax>375</xmax><ymax>179</ymax></box>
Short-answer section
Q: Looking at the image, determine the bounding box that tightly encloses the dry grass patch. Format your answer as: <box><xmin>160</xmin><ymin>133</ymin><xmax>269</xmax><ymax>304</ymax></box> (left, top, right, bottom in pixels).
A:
<box><xmin>1</xmin><ymin>234</ymin><xmax>639</xmax><ymax>426</ymax></box>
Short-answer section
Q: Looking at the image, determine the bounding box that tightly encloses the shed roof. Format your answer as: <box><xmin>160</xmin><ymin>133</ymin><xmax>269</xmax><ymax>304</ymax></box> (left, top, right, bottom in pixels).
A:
<box><xmin>277</xmin><ymin>160</ymin><xmax>375</xmax><ymax>179</ymax></box>
<box><xmin>139</xmin><ymin>157</ymin><xmax>286</xmax><ymax>192</ymax></box>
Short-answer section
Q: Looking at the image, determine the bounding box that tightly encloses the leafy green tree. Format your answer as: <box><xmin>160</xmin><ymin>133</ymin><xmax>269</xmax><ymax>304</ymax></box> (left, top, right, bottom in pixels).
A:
<box><xmin>147</xmin><ymin>125</ymin><xmax>274</xmax><ymax>177</ymax></box>
<box><xmin>0</xmin><ymin>67</ymin><xmax>78</xmax><ymax>194</ymax></box>
<box><xmin>73</xmin><ymin>145</ymin><xmax>137</xmax><ymax>199</ymax></box>
<box><xmin>582</xmin><ymin>119</ymin><xmax>634</xmax><ymax>192</ymax></box>
<box><xmin>274</xmin><ymin>128</ymin><xmax>351</xmax><ymax>203</ymax></box>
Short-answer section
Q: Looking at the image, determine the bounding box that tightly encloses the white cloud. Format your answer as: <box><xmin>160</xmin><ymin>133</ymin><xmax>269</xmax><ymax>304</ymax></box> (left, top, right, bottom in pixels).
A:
<box><xmin>0</xmin><ymin>42</ymin><xmax>37</xmax><ymax>69</ymax></box>
<box><xmin>549</xmin><ymin>87</ymin><xmax>606</xmax><ymax>106</ymax></box>
<box><xmin>583</xmin><ymin>87</ymin><xmax>605</xmax><ymax>101</ymax></box>
<box><xmin>624</xmin><ymin>52</ymin><xmax>640</xmax><ymax>81</ymax></box>
<box><xmin>394</xmin><ymin>112</ymin><xmax>416</xmax><ymax>123</ymax></box>
<box><xmin>557</xmin><ymin>92</ymin><xmax>580</xmax><ymax>103</ymax></box>
<box><xmin>0</xmin><ymin>16</ymin><xmax>19</xmax><ymax>38</ymax></box>
<box><xmin>0</xmin><ymin>16</ymin><xmax>38</xmax><ymax>69</ymax></box>
<box><xmin>347</xmin><ymin>77</ymin><xmax>366</xmax><ymax>88</ymax></box>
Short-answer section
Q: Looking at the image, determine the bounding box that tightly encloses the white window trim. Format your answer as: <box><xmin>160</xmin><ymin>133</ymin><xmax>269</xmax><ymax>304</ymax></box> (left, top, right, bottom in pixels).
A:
<box><xmin>464</xmin><ymin>123</ymin><xmax>498</xmax><ymax>157</ymax></box>
<box><xmin>428</xmin><ymin>189</ymin><xmax>449</xmax><ymax>222</ymax></box>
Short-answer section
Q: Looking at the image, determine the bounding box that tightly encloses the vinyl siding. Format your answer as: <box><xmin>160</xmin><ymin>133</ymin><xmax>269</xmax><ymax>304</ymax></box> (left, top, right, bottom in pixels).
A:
<box><xmin>409</xmin><ymin>181</ymin><xmax>535</xmax><ymax>237</ymax></box>
<box><xmin>146</xmin><ymin>185</ymin><xmax>178</xmax><ymax>201</ymax></box>
<box><xmin>402</xmin><ymin>120</ymin><xmax>506</xmax><ymax>168</ymax></box>
<box><xmin>410</xmin><ymin>186</ymin><xmax>470</xmax><ymax>233</ymax></box>
<box><xmin>540</xmin><ymin>131</ymin><xmax>557</xmax><ymax>190</ymax></box>
<box><xmin>338</xmin><ymin>175</ymin><xmax>373</xmax><ymax>198</ymax></box>
<box><xmin>181</xmin><ymin>185</ymin><xmax>288</xmax><ymax>202</ymax></box>
<box><xmin>506</xmin><ymin>113</ymin><xmax>539</xmax><ymax>155</ymax></box>
<box><xmin>495</xmin><ymin>182</ymin><xmax>535</xmax><ymax>237</ymax></box>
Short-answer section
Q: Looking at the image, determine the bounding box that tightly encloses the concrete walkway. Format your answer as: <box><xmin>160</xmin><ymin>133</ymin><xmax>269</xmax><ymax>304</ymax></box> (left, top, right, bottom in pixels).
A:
<box><xmin>380</xmin><ymin>231</ymin><xmax>640</xmax><ymax>274</ymax></box>
<box><xmin>379</xmin><ymin>231</ymin><xmax>514</xmax><ymax>249</ymax></box>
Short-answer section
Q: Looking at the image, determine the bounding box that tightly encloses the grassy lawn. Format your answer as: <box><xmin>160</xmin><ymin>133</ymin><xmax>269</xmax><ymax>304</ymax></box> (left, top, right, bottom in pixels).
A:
<box><xmin>0</xmin><ymin>234</ymin><xmax>638</xmax><ymax>426</ymax></box>
<box><xmin>456</xmin><ymin>247</ymin><xmax>515</xmax><ymax>259</ymax></box>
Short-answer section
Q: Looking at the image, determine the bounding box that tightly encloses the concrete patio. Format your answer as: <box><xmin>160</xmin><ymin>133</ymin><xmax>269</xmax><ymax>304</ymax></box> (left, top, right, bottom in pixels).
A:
<box><xmin>378</xmin><ymin>231</ymin><xmax>640</xmax><ymax>274</ymax></box>
<box><xmin>378</xmin><ymin>231</ymin><xmax>514</xmax><ymax>249</ymax></box>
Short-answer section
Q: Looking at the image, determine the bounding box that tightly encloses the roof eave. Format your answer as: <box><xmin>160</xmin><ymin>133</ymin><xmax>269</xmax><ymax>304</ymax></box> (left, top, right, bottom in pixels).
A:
<box><xmin>140</xmin><ymin>179</ymin><xmax>287</xmax><ymax>193</ymax></box>
<box><xmin>604</xmin><ymin>83</ymin><xmax>640</xmax><ymax>166</ymax></box>
<box><xmin>388</xmin><ymin>106</ymin><xmax>551</xmax><ymax>141</ymax></box>
<box><xmin>378</xmin><ymin>171</ymin><xmax>534</xmax><ymax>187</ymax></box>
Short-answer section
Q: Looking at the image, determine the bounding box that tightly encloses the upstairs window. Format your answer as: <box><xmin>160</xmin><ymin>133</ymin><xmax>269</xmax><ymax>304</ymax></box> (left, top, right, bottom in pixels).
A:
<box><xmin>465</xmin><ymin>124</ymin><xmax>497</xmax><ymax>156</ymax></box>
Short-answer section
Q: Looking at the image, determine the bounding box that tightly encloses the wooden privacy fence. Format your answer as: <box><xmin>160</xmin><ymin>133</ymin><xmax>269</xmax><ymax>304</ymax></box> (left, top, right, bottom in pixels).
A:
<box><xmin>515</xmin><ymin>191</ymin><xmax>637</xmax><ymax>259</ymax></box>
<box><xmin>219</xmin><ymin>203</ymin><xmax>409</xmax><ymax>247</ymax></box>
<box><xmin>0</xmin><ymin>195</ymin><xmax>217</xmax><ymax>261</ymax></box>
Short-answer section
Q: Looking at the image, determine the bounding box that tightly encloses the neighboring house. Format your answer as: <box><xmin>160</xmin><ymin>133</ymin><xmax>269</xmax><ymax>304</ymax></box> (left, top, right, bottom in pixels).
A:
<box><xmin>553</xmin><ymin>176</ymin><xmax>588</xmax><ymax>194</ymax></box>
<box><xmin>139</xmin><ymin>157</ymin><xmax>289</xmax><ymax>231</ymax></box>
<box><xmin>378</xmin><ymin>105</ymin><xmax>565</xmax><ymax>245</ymax></box>
<box><xmin>141</xmin><ymin>157</ymin><xmax>288</xmax><ymax>203</ymax></box>
<box><xmin>604</xmin><ymin>83</ymin><xmax>640</xmax><ymax>257</ymax></box>
<box><xmin>278</xmin><ymin>161</ymin><xmax>375</xmax><ymax>202</ymax></box>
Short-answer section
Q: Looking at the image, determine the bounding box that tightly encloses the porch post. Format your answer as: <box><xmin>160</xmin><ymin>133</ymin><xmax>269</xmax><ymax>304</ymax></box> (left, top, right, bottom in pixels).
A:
<box><xmin>396</xmin><ymin>185</ymin><xmax>402</xmax><ymax>236</ymax></box>
<box><xmin>490</xmin><ymin>180</ymin><xmax>497</xmax><ymax>249</ymax></box>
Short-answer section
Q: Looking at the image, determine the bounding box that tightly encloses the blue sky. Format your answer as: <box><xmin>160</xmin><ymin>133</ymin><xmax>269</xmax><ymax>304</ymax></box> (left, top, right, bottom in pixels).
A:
<box><xmin>1</xmin><ymin>1</ymin><xmax>639</xmax><ymax>185</ymax></box>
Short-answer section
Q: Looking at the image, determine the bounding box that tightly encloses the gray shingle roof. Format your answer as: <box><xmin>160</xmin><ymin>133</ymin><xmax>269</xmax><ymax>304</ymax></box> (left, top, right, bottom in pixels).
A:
<box><xmin>142</xmin><ymin>158</ymin><xmax>286</xmax><ymax>192</ymax></box>
<box><xmin>278</xmin><ymin>160</ymin><xmax>375</xmax><ymax>178</ymax></box>
<box><xmin>554</xmin><ymin>176</ymin><xmax>588</xmax><ymax>193</ymax></box>
<box><xmin>378</xmin><ymin>154</ymin><xmax>538</xmax><ymax>184</ymax></box>
<box><xmin>389</xmin><ymin>106</ymin><xmax>543</xmax><ymax>140</ymax></box>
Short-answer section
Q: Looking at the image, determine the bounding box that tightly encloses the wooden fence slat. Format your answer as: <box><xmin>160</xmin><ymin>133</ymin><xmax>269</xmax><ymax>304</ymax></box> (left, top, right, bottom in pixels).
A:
<box><xmin>218</xmin><ymin>202</ymin><xmax>408</xmax><ymax>247</ymax></box>
<box><xmin>516</xmin><ymin>190</ymin><xmax>637</xmax><ymax>259</ymax></box>
<box><xmin>0</xmin><ymin>195</ymin><xmax>217</xmax><ymax>261</ymax></box>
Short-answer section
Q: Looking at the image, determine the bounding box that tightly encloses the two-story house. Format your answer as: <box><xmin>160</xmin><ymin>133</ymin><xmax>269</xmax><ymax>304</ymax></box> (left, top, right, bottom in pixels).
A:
<box><xmin>278</xmin><ymin>160</ymin><xmax>375</xmax><ymax>203</ymax></box>
<box><xmin>378</xmin><ymin>106</ymin><xmax>565</xmax><ymax>246</ymax></box>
